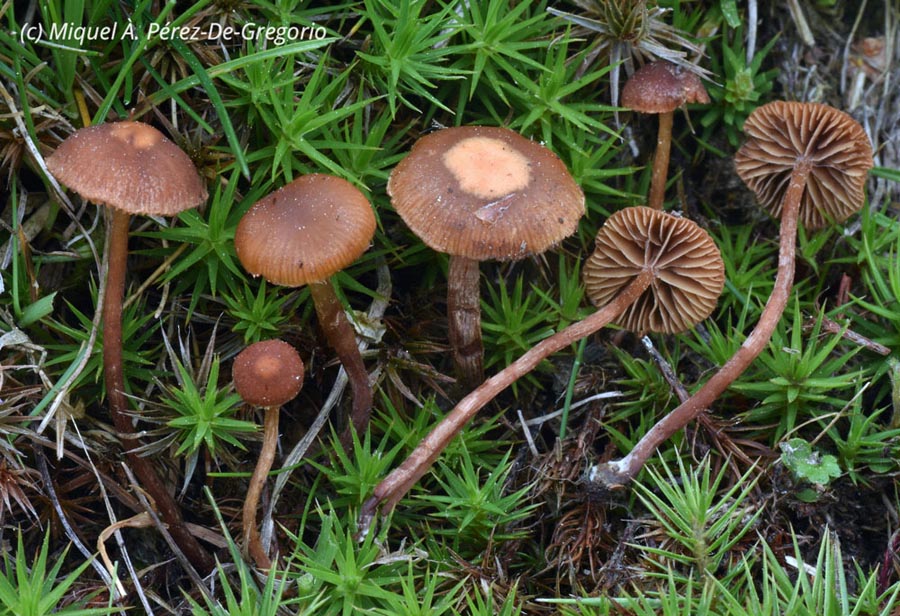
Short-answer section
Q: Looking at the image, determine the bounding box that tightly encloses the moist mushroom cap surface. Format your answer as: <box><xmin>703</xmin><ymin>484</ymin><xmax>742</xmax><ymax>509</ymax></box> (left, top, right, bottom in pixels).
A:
<box><xmin>46</xmin><ymin>121</ymin><xmax>208</xmax><ymax>216</ymax></box>
<box><xmin>387</xmin><ymin>126</ymin><xmax>584</xmax><ymax>261</ymax></box>
<box><xmin>621</xmin><ymin>61</ymin><xmax>710</xmax><ymax>114</ymax></box>
<box><xmin>234</xmin><ymin>174</ymin><xmax>376</xmax><ymax>286</ymax></box>
<box><xmin>233</xmin><ymin>339</ymin><xmax>305</xmax><ymax>407</ymax></box>
<box><xmin>734</xmin><ymin>101</ymin><xmax>874</xmax><ymax>229</ymax></box>
<box><xmin>583</xmin><ymin>206</ymin><xmax>725</xmax><ymax>334</ymax></box>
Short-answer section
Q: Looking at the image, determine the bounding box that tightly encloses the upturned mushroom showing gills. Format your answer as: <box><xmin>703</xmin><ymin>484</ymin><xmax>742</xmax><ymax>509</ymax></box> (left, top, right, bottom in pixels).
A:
<box><xmin>358</xmin><ymin>206</ymin><xmax>724</xmax><ymax>533</ymax></box>
<box><xmin>234</xmin><ymin>174</ymin><xmax>376</xmax><ymax>438</ymax></box>
<box><xmin>589</xmin><ymin>101</ymin><xmax>874</xmax><ymax>491</ymax></box>
<box><xmin>46</xmin><ymin>121</ymin><xmax>211</xmax><ymax>571</ymax></box>
<box><xmin>583</xmin><ymin>207</ymin><xmax>724</xmax><ymax>334</ymax></box>
<box><xmin>233</xmin><ymin>339</ymin><xmax>304</xmax><ymax>569</ymax></box>
<box><xmin>388</xmin><ymin>125</ymin><xmax>585</xmax><ymax>387</ymax></box>
<box><xmin>622</xmin><ymin>60</ymin><xmax>709</xmax><ymax>211</ymax></box>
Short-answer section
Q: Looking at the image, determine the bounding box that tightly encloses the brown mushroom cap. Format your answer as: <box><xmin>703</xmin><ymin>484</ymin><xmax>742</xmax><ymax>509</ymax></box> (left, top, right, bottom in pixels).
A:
<box><xmin>233</xmin><ymin>339</ymin><xmax>305</xmax><ymax>407</ymax></box>
<box><xmin>387</xmin><ymin>126</ymin><xmax>584</xmax><ymax>261</ymax></box>
<box><xmin>234</xmin><ymin>174</ymin><xmax>376</xmax><ymax>286</ymax></box>
<box><xmin>621</xmin><ymin>61</ymin><xmax>710</xmax><ymax>114</ymax></box>
<box><xmin>734</xmin><ymin>101</ymin><xmax>874</xmax><ymax>229</ymax></box>
<box><xmin>46</xmin><ymin>121</ymin><xmax>207</xmax><ymax>216</ymax></box>
<box><xmin>583</xmin><ymin>206</ymin><xmax>724</xmax><ymax>334</ymax></box>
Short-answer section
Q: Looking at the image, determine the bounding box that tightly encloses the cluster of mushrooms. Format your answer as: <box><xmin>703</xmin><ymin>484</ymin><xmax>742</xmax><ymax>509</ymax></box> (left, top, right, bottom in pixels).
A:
<box><xmin>45</xmin><ymin>59</ymin><xmax>874</xmax><ymax>570</ymax></box>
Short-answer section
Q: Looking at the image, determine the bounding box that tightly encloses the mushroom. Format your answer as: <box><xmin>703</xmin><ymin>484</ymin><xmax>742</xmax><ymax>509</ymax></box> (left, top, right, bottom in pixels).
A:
<box><xmin>583</xmin><ymin>206</ymin><xmax>725</xmax><ymax>334</ymax></box>
<box><xmin>234</xmin><ymin>174</ymin><xmax>376</xmax><ymax>437</ymax></box>
<box><xmin>388</xmin><ymin>125</ymin><xmax>585</xmax><ymax>386</ymax></box>
<box><xmin>622</xmin><ymin>60</ymin><xmax>709</xmax><ymax>211</ymax></box>
<box><xmin>233</xmin><ymin>339</ymin><xmax>304</xmax><ymax>569</ymax></box>
<box><xmin>590</xmin><ymin>101</ymin><xmax>874</xmax><ymax>490</ymax></box>
<box><xmin>358</xmin><ymin>206</ymin><xmax>724</xmax><ymax>532</ymax></box>
<box><xmin>46</xmin><ymin>121</ymin><xmax>212</xmax><ymax>571</ymax></box>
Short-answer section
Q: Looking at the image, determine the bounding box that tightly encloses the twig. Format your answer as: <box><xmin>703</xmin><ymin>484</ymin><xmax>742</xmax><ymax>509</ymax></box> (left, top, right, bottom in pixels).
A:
<box><xmin>786</xmin><ymin>0</ymin><xmax>815</xmax><ymax>47</ymax></box>
<box><xmin>121</xmin><ymin>465</ymin><xmax>212</xmax><ymax>595</ymax></box>
<box><xmin>71</xmin><ymin>421</ymin><xmax>153</xmax><ymax>615</ymax></box>
<box><xmin>642</xmin><ymin>335</ymin><xmax>701</xmax><ymax>454</ymax></box>
<box><xmin>816</xmin><ymin>315</ymin><xmax>891</xmax><ymax>356</ymax></box>
<box><xmin>841</xmin><ymin>0</ymin><xmax>869</xmax><ymax>97</ymax></box>
<box><xmin>641</xmin><ymin>336</ymin><xmax>688</xmax><ymax>401</ymax></box>
<box><xmin>98</xmin><ymin>513</ymin><xmax>153</xmax><ymax>600</ymax></box>
<box><xmin>34</xmin><ymin>447</ymin><xmax>121</xmax><ymax>599</ymax></box>
<box><xmin>746</xmin><ymin>0</ymin><xmax>758</xmax><ymax>64</ymax></box>
<box><xmin>517</xmin><ymin>410</ymin><xmax>539</xmax><ymax>457</ymax></box>
<box><xmin>524</xmin><ymin>391</ymin><xmax>623</xmax><ymax>427</ymax></box>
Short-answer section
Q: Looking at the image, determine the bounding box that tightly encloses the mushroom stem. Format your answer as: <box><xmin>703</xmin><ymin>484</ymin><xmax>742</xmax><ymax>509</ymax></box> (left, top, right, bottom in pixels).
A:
<box><xmin>103</xmin><ymin>208</ymin><xmax>213</xmax><ymax>572</ymax></box>
<box><xmin>592</xmin><ymin>162</ymin><xmax>810</xmax><ymax>487</ymax></box>
<box><xmin>104</xmin><ymin>211</ymin><xmax>130</xmax><ymax>444</ymax></box>
<box><xmin>243</xmin><ymin>406</ymin><xmax>279</xmax><ymax>570</ymax></box>
<box><xmin>359</xmin><ymin>269</ymin><xmax>655</xmax><ymax>532</ymax></box>
<box><xmin>309</xmin><ymin>280</ymin><xmax>372</xmax><ymax>436</ymax></box>
<box><xmin>447</xmin><ymin>255</ymin><xmax>484</xmax><ymax>387</ymax></box>
<box><xmin>648</xmin><ymin>111</ymin><xmax>674</xmax><ymax>211</ymax></box>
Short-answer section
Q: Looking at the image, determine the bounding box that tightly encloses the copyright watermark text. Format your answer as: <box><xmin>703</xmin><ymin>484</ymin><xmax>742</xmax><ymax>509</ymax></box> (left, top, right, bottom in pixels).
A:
<box><xmin>17</xmin><ymin>20</ymin><xmax>328</xmax><ymax>47</ymax></box>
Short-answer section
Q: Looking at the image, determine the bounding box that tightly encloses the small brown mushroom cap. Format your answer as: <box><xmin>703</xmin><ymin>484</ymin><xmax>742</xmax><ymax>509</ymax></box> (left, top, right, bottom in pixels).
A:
<box><xmin>621</xmin><ymin>61</ymin><xmax>710</xmax><ymax>114</ymax></box>
<box><xmin>583</xmin><ymin>206</ymin><xmax>725</xmax><ymax>334</ymax></box>
<box><xmin>387</xmin><ymin>126</ymin><xmax>584</xmax><ymax>261</ymax></box>
<box><xmin>46</xmin><ymin>121</ymin><xmax>207</xmax><ymax>216</ymax></box>
<box><xmin>233</xmin><ymin>339</ymin><xmax>305</xmax><ymax>407</ymax></box>
<box><xmin>234</xmin><ymin>174</ymin><xmax>376</xmax><ymax>286</ymax></box>
<box><xmin>734</xmin><ymin>101</ymin><xmax>874</xmax><ymax>229</ymax></box>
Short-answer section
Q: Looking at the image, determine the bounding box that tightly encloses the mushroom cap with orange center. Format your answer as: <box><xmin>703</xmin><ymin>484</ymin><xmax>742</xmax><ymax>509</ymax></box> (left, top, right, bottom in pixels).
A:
<box><xmin>734</xmin><ymin>101</ymin><xmax>874</xmax><ymax>229</ymax></box>
<box><xmin>583</xmin><ymin>206</ymin><xmax>725</xmax><ymax>334</ymax></box>
<box><xmin>233</xmin><ymin>339</ymin><xmax>305</xmax><ymax>407</ymax></box>
<box><xmin>46</xmin><ymin>121</ymin><xmax>207</xmax><ymax>216</ymax></box>
<box><xmin>234</xmin><ymin>174</ymin><xmax>376</xmax><ymax>286</ymax></box>
<box><xmin>387</xmin><ymin>126</ymin><xmax>584</xmax><ymax>261</ymax></box>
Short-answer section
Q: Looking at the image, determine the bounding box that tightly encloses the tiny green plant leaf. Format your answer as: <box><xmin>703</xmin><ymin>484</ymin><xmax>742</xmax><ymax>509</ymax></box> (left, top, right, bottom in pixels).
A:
<box><xmin>779</xmin><ymin>437</ymin><xmax>842</xmax><ymax>486</ymax></box>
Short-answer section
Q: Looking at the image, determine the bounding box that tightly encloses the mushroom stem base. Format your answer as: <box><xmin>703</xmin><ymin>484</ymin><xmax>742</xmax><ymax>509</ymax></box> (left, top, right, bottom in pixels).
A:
<box><xmin>591</xmin><ymin>163</ymin><xmax>810</xmax><ymax>488</ymax></box>
<box><xmin>310</xmin><ymin>280</ymin><xmax>373</xmax><ymax>437</ymax></box>
<box><xmin>359</xmin><ymin>269</ymin><xmax>655</xmax><ymax>535</ymax></box>
<box><xmin>103</xmin><ymin>208</ymin><xmax>213</xmax><ymax>572</ymax></box>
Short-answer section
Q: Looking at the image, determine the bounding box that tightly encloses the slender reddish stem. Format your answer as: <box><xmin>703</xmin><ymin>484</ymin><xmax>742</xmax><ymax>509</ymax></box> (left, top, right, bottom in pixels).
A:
<box><xmin>594</xmin><ymin>162</ymin><xmax>811</xmax><ymax>486</ymax></box>
<box><xmin>103</xmin><ymin>207</ymin><xmax>213</xmax><ymax>572</ymax></box>
<box><xmin>104</xmin><ymin>210</ymin><xmax>130</xmax><ymax>444</ymax></box>
<box><xmin>648</xmin><ymin>111</ymin><xmax>674</xmax><ymax>211</ymax></box>
<box><xmin>243</xmin><ymin>406</ymin><xmax>279</xmax><ymax>569</ymax></box>
<box><xmin>359</xmin><ymin>270</ymin><xmax>655</xmax><ymax>532</ymax></box>
<box><xmin>309</xmin><ymin>280</ymin><xmax>372</xmax><ymax>436</ymax></box>
<box><xmin>448</xmin><ymin>255</ymin><xmax>484</xmax><ymax>387</ymax></box>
